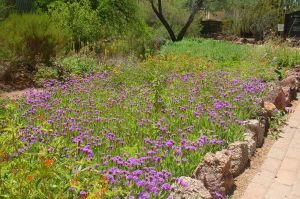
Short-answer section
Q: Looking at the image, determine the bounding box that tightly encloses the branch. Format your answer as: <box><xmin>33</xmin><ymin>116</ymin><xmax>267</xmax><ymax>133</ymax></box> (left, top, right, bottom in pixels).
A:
<box><xmin>150</xmin><ymin>0</ymin><xmax>177</xmax><ymax>41</ymax></box>
<box><xmin>177</xmin><ymin>0</ymin><xmax>203</xmax><ymax>41</ymax></box>
<box><xmin>150</xmin><ymin>0</ymin><xmax>160</xmax><ymax>16</ymax></box>
<box><xmin>158</xmin><ymin>0</ymin><xmax>162</xmax><ymax>14</ymax></box>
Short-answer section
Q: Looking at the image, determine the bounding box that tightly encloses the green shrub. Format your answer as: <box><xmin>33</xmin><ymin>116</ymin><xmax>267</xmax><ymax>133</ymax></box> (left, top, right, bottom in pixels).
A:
<box><xmin>0</xmin><ymin>1</ymin><xmax>12</xmax><ymax>21</ymax></box>
<box><xmin>34</xmin><ymin>66</ymin><xmax>59</xmax><ymax>85</ymax></box>
<box><xmin>0</xmin><ymin>13</ymin><xmax>67</xmax><ymax>71</ymax></box>
<box><xmin>57</xmin><ymin>55</ymin><xmax>98</xmax><ymax>75</ymax></box>
<box><xmin>48</xmin><ymin>0</ymin><xmax>101</xmax><ymax>53</ymax></box>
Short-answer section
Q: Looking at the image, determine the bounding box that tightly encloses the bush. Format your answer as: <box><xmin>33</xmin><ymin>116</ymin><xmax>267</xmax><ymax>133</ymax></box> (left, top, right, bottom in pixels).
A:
<box><xmin>47</xmin><ymin>0</ymin><xmax>148</xmax><ymax>54</ymax></box>
<box><xmin>48</xmin><ymin>0</ymin><xmax>101</xmax><ymax>53</ymax></box>
<box><xmin>34</xmin><ymin>66</ymin><xmax>59</xmax><ymax>85</ymax></box>
<box><xmin>56</xmin><ymin>55</ymin><xmax>98</xmax><ymax>76</ymax></box>
<box><xmin>0</xmin><ymin>13</ymin><xmax>67</xmax><ymax>72</ymax></box>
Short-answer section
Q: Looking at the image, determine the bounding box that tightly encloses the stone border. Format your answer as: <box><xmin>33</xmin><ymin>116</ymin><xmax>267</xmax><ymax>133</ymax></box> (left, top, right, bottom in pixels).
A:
<box><xmin>170</xmin><ymin>66</ymin><xmax>300</xmax><ymax>199</ymax></box>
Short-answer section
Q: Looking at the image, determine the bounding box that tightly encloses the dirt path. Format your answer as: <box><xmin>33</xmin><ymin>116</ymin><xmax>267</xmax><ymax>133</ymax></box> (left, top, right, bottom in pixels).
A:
<box><xmin>0</xmin><ymin>88</ymin><xmax>42</xmax><ymax>100</ymax></box>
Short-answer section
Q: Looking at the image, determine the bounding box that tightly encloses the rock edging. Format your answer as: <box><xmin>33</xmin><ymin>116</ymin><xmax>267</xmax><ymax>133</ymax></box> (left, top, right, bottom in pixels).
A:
<box><xmin>170</xmin><ymin>65</ymin><xmax>300</xmax><ymax>198</ymax></box>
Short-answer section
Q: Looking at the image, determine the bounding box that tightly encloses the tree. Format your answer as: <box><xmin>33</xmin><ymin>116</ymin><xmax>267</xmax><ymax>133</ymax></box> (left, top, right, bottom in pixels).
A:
<box><xmin>148</xmin><ymin>0</ymin><xmax>204</xmax><ymax>41</ymax></box>
<box><xmin>47</xmin><ymin>0</ymin><xmax>147</xmax><ymax>52</ymax></box>
<box><xmin>48</xmin><ymin>0</ymin><xmax>101</xmax><ymax>52</ymax></box>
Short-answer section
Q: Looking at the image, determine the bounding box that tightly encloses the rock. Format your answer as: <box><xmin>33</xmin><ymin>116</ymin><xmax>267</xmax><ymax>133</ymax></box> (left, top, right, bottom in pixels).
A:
<box><xmin>236</xmin><ymin>38</ymin><xmax>247</xmax><ymax>44</ymax></box>
<box><xmin>192</xmin><ymin>150</ymin><xmax>234</xmax><ymax>196</ymax></box>
<box><xmin>244</xmin><ymin>129</ymin><xmax>257</xmax><ymax>158</ymax></box>
<box><xmin>284</xmin><ymin>71</ymin><xmax>300</xmax><ymax>91</ymax></box>
<box><xmin>263</xmin><ymin>101</ymin><xmax>277</xmax><ymax>117</ymax></box>
<box><xmin>261</xmin><ymin>117</ymin><xmax>270</xmax><ymax>136</ymax></box>
<box><xmin>264</xmin><ymin>87</ymin><xmax>288</xmax><ymax>111</ymax></box>
<box><xmin>228</xmin><ymin>142</ymin><xmax>249</xmax><ymax>177</ymax></box>
<box><xmin>285</xmin><ymin>68</ymin><xmax>300</xmax><ymax>76</ymax></box>
<box><xmin>244</xmin><ymin>120</ymin><xmax>265</xmax><ymax>148</ymax></box>
<box><xmin>280</xmin><ymin>74</ymin><xmax>300</xmax><ymax>102</ymax></box>
<box><xmin>281</xmin><ymin>75</ymin><xmax>299</xmax><ymax>88</ymax></box>
<box><xmin>287</xmin><ymin>78</ymin><xmax>299</xmax><ymax>100</ymax></box>
<box><xmin>282</xmin><ymin>86</ymin><xmax>290</xmax><ymax>98</ymax></box>
<box><xmin>290</xmin><ymin>86</ymin><xmax>298</xmax><ymax>101</ymax></box>
<box><xmin>246</xmin><ymin>38</ymin><xmax>256</xmax><ymax>44</ymax></box>
<box><xmin>276</xmin><ymin>87</ymin><xmax>290</xmax><ymax>110</ymax></box>
<box><xmin>170</xmin><ymin>176</ymin><xmax>212</xmax><ymax>199</ymax></box>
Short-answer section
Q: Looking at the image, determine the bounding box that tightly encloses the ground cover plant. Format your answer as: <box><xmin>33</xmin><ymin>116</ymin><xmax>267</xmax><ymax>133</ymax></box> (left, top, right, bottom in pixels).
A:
<box><xmin>1</xmin><ymin>0</ymin><xmax>300</xmax><ymax>197</ymax></box>
<box><xmin>159</xmin><ymin>39</ymin><xmax>300</xmax><ymax>72</ymax></box>
<box><xmin>0</xmin><ymin>40</ymin><xmax>271</xmax><ymax>199</ymax></box>
<box><xmin>2</xmin><ymin>38</ymin><xmax>300</xmax><ymax>198</ymax></box>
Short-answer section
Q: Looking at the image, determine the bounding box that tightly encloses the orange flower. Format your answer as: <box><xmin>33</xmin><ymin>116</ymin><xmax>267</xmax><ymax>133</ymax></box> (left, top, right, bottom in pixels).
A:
<box><xmin>101</xmin><ymin>175</ymin><xmax>107</xmax><ymax>193</ymax></box>
<box><xmin>38</xmin><ymin>115</ymin><xmax>45</xmax><ymax>121</ymax></box>
<box><xmin>26</xmin><ymin>175</ymin><xmax>34</xmax><ymax>182</ymax></box>
<box><xmin>71</xmin><ymin>174</ymin><xmax>79</xmax><ymax>186</ymax></box>
<box><xmin>101</xmin><ymin>175</ymin><xmax>107</xmax><ymax>185</ymax></box>
<box><xmin>101</xmin><ymin>186</ymin><xmax>107</xmax><ymax>193</ymax></box>
<box><xmin>45</xmin><ymin>158</ymin><xmax>55</xmax><ymax>167</ymax></box>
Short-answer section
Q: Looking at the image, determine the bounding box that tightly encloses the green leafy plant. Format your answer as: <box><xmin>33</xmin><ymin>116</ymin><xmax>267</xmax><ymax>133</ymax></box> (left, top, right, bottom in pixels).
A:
<box><xmin>57</xmin><ymin>55</ymin><xmax>98</xmax><ymax>76</ymax></box>
<box><xmin>0</xmin><ymin>13</ymin><xmax>67</xmax><ymax>72</ymax></box>
<box><xmin>268</xmin><ymin>111</ymin><xmax>288</xmax><ymax>140</ymax></box>
<box><xmin>48</xmin><ymin>0</ymin><xmax>101</xmax><ymax>53</ymax></box>
<box><xmin>34</xmin><ymin>66</ymin><xmax>60</xmax><ymax>85</ymax></box>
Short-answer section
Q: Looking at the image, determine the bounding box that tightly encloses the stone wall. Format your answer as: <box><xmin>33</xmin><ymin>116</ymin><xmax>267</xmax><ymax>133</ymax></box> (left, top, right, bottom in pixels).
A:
<box><xmin>170</xmin><ymin>65</ymin><xmax>300</xmax><ymax>198</ymax></box>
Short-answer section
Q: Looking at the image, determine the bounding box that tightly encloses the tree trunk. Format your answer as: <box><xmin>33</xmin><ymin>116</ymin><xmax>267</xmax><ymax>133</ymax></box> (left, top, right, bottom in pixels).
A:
<box><xmin>150</xmin><ymin>0</ymin><xmax>202</xmax><ymax>42</ymax></box>
<box><xmin>150</xmin><ymin>0</ymin><xmax>177</xmax><ymax>41</ymax></box>
<box><xmin>177</xmin><ymin>10</ymin><xmax>198</xmax><ymax>41</ymax></box>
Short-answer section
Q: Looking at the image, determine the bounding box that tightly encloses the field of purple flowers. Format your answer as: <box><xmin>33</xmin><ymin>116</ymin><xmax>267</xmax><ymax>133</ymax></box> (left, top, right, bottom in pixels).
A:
<box><xmin>0</xmin><ymin>59</ymin><xmax>267</xmax><ymax>198</ymax></box>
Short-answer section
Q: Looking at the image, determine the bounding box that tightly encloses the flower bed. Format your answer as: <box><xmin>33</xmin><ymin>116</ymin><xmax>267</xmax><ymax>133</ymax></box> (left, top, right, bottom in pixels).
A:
<box><xmin>0</xmin><ymin>67</ymin><xmax>269</xmax><ymax>198</ymax></box>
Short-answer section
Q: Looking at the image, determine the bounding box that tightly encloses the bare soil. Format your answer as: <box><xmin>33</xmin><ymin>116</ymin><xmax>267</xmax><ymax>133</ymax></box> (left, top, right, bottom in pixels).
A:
<box><xmin>0</xmin><ymin>88</ymin><xmax>42</xmax><ymax>100</ymax></box>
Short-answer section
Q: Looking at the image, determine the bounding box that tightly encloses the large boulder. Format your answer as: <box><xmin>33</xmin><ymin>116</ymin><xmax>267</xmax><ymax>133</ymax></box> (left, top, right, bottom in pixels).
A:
<box><xmin>228</xmin><ymin>142</ymin><xmax>249</xmax><ymax>177</ymax></box>
<box><xmin>244</xmin><ymin>120</ymin><xmax>265</xmax><ymax>148</ymax></box>
<box><xmin>170</xmin><ymin>176</ymin><xmax>212</xmax><ymax>199</ymax></box>
<box><xmin>192</xmin><ymin>150</ymin><xmax>234</xmax><ymax>196</ymax></box>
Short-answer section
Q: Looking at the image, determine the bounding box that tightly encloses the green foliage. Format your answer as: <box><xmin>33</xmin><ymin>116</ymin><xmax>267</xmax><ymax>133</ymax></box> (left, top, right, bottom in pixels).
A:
<box><xmin>98</xmin><ymin>0</ymin><xmax>143</xmax><ymax>37</ymax></box>
<box><xmin>268</xmin><ymin>111</ymin><xmax>288</xmax><ymax>140</ymax></box>
<box><xmin>57</xmin><ymin>55</ymin><xmax>98</xmax><ymax>75</ymax></box>
<box><xmin>0</xmin><ymin>39</ymin><xmax>293</xmax><ymax>198</ymax></box>
<box><xmin>48</xmin><ymin>0</ymin><xmax>100</xmax><ymax>52</ymax></box>
<box><xmin>0</xmin><ymin>13</ymin><xmax>67</xmax><ymax>70</ymax></box>
<box><xmin>0</xmin><ymin>1</ymin><xmax>13</xmax><ymax>21</ymax></box>
<box><xmin>47</xmin><ymin>0</ymin><xmax>148</xmax><ymax>54</ymax></box>
<box><xmin>160</xmin><ymin>39</ymin><xmax>300</xmax><ymax>72</ymax></box>
<box><xmin>34</xmin><ymin>66</ymin><xmax>60</xmax><ymax>84</ymax></box>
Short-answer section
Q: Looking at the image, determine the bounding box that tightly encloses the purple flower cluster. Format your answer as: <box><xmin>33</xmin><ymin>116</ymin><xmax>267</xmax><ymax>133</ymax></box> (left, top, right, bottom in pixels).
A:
<box><xmin>14</xmin><ymin>70</ymin><xmax>266</xmax><ymax>197</ymax></box>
